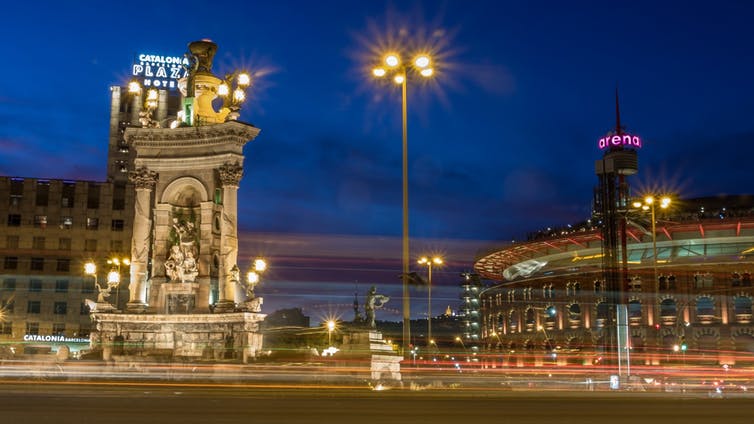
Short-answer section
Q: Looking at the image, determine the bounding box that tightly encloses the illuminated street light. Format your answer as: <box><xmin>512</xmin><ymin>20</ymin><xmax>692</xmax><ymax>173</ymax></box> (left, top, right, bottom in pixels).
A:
<box><xmin>418</xmin><ymin>256</ymin><xmax>443</xmax><ymax>349</ymax></box>
<box><xmin>107</xmin><ymin>257</ymin><xmax>130</xmax><ymax>309</ymax></box>
<box><xmin>219</xmin><ymin>71</ymin><xmax>253</xmax><ymax>120</ymax></box>
<box><xmin>635</xmin><ymin>195</ymin><xmax>672</xmax><ymax>294</ymax></box>
<box><xmin>327</xmin><ymin>320</ymin><xmax>336</xmax><ymax>346</ymax></box>
<box><xmin>370</xmin><ymin>45</ymin><xmax>435</xmax><ymax>357</ymax></box>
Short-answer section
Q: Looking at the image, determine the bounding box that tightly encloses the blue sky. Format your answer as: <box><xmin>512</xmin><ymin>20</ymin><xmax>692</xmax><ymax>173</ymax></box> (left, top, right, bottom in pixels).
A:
<box><xmin>2</xmin><ymin>1</ymin><xmax>754</xmax><ymax>320</ymax></box>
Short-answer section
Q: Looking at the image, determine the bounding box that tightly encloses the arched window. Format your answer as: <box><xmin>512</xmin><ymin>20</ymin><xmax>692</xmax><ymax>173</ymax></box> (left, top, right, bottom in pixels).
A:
<box><xmin>525</xmin><ymin>308</ymin><xmax>536</xmax><ymax>329</ymax></box>
<box><xmin>696</xmin><ymin>296</ymin><xmax>715</xmax><ymax>318</ymax></box>
<box><xmin>596</xmin><ymin>301</ymin><xmax>609</xmax><ymax>326</ymax></box>
<box><xmin>660</xmin><ymin>298</ymin><xmax>677</xmax><ymax>320</ymax></box>
<box><xmin>628</xmin><ymin>300</ymin><xmax>642</xmax><ymax>320</ymax></box>
<box><xmin>733</xmin><ymin>296</ymin><xmax>752</xmax><ymax>324</ymax></box>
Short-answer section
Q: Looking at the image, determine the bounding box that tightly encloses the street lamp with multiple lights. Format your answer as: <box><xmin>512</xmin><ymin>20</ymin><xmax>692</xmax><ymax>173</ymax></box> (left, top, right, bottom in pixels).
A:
<box><xmin>84</xmin><ymin>260</ymin><xmax>128</xmax><ymax>310</ymax></box>
<box><xmin>106</xmin><ymin>257</ymin><xmax>130</xmax><ymax>310</ymax></box>
<box><xmin>632</xmin><ymin>195</ymin><xmax>671</xmax><ymax>293</ymax></box>
<box><xmin>371</xmin><ymin>50</ymin><xmax>434</xmax><ymax>356</ymax></box>
<box><xmin>326</xmin><ymin>320</ymin><xmax>336</xmax><ymax>346</ymax></box>
<box><xmin>417</xmin><ymin>255</ymin><xmax>442</xmax><ymax>349</ymax></box>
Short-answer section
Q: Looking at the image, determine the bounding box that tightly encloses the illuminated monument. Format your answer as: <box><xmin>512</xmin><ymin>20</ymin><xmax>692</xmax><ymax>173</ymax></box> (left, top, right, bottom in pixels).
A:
<box><xmin>91</xmin><ymin>40</ymin><xmax>265</xmax><ymax>362</ymax></box>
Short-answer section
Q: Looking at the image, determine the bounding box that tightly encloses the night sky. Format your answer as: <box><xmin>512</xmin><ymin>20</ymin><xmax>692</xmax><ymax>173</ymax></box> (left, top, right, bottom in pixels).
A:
<box><xmin>2</xmin><ymin>1</ymin><xmax>754</xmax><ymax>322</ymax></box>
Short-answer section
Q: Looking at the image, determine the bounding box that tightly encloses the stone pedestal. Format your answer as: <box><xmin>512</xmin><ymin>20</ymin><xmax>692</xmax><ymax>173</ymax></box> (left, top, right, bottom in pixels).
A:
<box><xmin>339</xmin><ymin>330</ymin><xmax>402</xmax><ymax>381</ymax></box>
<box><xmin>91</xmin><ymin>312</ymin><xmax>265</xmax><ymax>363</ymax></box>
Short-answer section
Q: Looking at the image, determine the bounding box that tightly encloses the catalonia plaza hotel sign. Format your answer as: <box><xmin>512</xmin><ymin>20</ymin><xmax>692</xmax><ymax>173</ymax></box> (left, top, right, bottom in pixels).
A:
<box><xmin>132</xmin><ymin>53</ymin><xmax>189</xmax><ymax>89</ymax></box>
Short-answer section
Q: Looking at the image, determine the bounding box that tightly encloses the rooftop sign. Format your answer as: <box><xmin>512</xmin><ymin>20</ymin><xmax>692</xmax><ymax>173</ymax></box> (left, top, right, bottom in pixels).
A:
<box><xmin>132</xmin><ymin>53</ymin><xmax>189</xmax><ymax>90</ymax></box>
<box><xmin>598</xmin><ymin>134</ymin><xmax>642</xmax><ymax>151</ymax></box>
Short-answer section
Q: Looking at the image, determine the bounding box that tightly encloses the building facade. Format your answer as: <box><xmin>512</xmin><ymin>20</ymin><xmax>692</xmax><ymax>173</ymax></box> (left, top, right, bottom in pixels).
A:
<box><xmin>474</xmin><ymin>197</ymin><xmax>754</xmax><ymax>368</ymax></box>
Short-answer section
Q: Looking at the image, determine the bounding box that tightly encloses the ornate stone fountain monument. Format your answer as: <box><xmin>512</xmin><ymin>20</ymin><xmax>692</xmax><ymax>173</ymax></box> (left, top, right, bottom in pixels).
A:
<box><xmin>90</xmin><ymin>40</ymin><xmax>265</xmax><ymax>362</ymax></box>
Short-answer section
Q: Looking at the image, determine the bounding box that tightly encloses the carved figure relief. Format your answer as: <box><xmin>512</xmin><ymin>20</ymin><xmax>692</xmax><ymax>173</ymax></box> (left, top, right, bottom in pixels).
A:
<box><xmin>165</xmin><ymin>213</ymin><xmax>199</xmax><ymax>283</ymax></box>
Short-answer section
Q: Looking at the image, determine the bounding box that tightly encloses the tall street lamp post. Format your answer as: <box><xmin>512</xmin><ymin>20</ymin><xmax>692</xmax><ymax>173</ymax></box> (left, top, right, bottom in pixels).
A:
<box><xmin>107</xmin><ymin>257</ymin><xmax>130</xmax><ymax>310</ymax></box>
<box><xmin>371</xmin><ymin>51</ymin><xmax>434</xmax><ymax>356</ymax></box>
<box><xmin>633</xmin><ymin>195</ymin><xmax>671</xmax><ymax>294</ymax></box>
<box><xmin>418</xmin><ymin>256</ymin><xmax>442</xmax><ymax>349</ymax></box>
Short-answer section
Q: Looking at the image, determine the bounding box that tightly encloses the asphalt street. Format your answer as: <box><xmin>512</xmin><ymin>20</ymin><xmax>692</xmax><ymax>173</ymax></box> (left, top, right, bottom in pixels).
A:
<box><xmin>0</xmin><ymin>382</ymin><xmax>750</xmax><ymax>424</ymax></box>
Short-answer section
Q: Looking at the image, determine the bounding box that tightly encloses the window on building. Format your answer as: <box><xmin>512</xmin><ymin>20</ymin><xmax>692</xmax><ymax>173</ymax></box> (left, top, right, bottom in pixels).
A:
<box><xmin>2</xmin><ymin>278</ymin><xmax>16</xmax><ymax>291</ymax></box>
<box><xmin>87</xmin><ymin>183</ymin><xmax>101</xmax><ymax>209</ymax></box>
<box><xmin>1</xmin><ymin>322</ymin><xmax>11</xmax><ymax>335</ymax></box>
<box><xmin>26</xmin><ymin>322</ymin><xmax>39</xmax><ymax>335</ymax></box>
<box><xmin>52</xmin><ymin>323</ymin><xmax>65</xmax><ymax>336</ymax></box>
<box><xmin>215</xmin><ymin>188</ymin><xmax>222</xmax><ymax>204</ymax></box>
<box><xmin>9</xmin><ymin>178</ymin><xmax>24</xmax><ymax>206</ymax></box>
<box><xmin>660</xmin><ymin>298</ymin><xmax>677</xmax><ymax>319</ymax></box>
<box><xmin>7</xmin><ymin>214</ymin><xmax>21</xmax><ymax>227</ymax></box>
<box><xmin>27</xmin><ymin>300</ymin><xmax>41</xmax><ymax>314</ymax></box>
<box><xmin>112</xmin><ymin>183</ymin><xmax>126</xmax><ymax>210</ymax></box>
<box><xmin>30</xmin><ymin>257</ymin><xmax>44</xmax><ymax>271</ymax></box>
<box><xmin>111</xmin><ymin>240</ymin><xmax>123</xmax><ymax>252</ymax></box>
<box><xmin>628</xmin><ymin>300</ymin><xmax>642</xmax><ymax>320</ymax></box>
<box><xmin>56</xmin><ymin>258</ymin><xmax>70</xmax><ymax>272</ymax></box>
<box><xmin>61</xmin><ymin>182</ymin><xmax>76</xmax><ymax>208</ymax></box>
<box><xmin>29</xmin><ymin>279</ymin><xmax>42</xmax><ymax>292</ymax></box>
<box><xmin>3</xmin><ymin>256</ymin><xmax>18</xmax><ymax>270</ymax></box>
<box><xmin>59</xmin><ymin>238</ymin><xmax>71</xmax><ymax>250</ymax></box>
<box><xmin>111</xmin><ymin>219</ymin><xmax>124</xmax><ymax>231</ymax></box>
<box><xmin>696</xmin><ymin>296</ymin><xmax>715</xmax><ymax>317</ymax></box>
<box><xmin>53</xmin><ymin>301</ymin><xmax>67</xmax><ymax>315</ymax></box>
<box><xmin>6</xmin><ymin>235</ymin><xmax>19</xmax><ymax>249</ymax></box>
<box><xmin>86</xmin><ymin>217</ymin><xmax>99</xmax><ymax>230</ymax></box>
<box><xmin>81</xmin><ymin>279</ymin><xmax>94</xmax><ymax>294</ymax></box>
<box><xmin>35</xmin><ymin>180</ymin><xmax>50</xmax><ymax>207</ymax></box>
<box><xmin>33</xmin><ymin>215</ymin><xmax>47</xmax><ymax>229</ymax></box>
<box><xmin>55</xmin><ymin>279</ymin><xmax>69</xmax><ymax>293</ymax></box>
<box><xmin>84</xmin><ymin>239</ymin><xmax>97</xmax><ymax>252</ymax></box>
<box><xmin>734</xmin><ymin>296</ymin><xmax>753</xmax><ymax>318</ymax></box>
<box><xmin>32</xmin><ymin>236</ymin><xmax>45</xmax><ymax>250</ymax></box>
<box><xmin>61</xmin><ymin>216</ymin><xmax>73</xmax><ymax>229</ymax></box>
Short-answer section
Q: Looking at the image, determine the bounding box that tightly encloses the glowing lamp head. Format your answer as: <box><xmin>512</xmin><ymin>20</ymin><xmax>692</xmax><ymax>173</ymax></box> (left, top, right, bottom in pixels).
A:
<box><xmin>414</xmin><ymin>55</ymin><xmax>430</xmax><ymax>69</ymax></box>
<box><xmin>385</xmin><ymin>54</ymin><xmax>400</xmax><ymax>68</ymax></box>
<box><xmin>237</xmin><ymin>73</ymin><xmax>251</xmax><ymax>87</ymax></box>
<box><xmin>128</xmin><ymin>81</ymin><xmax>142</xmax><ymax>94</ymax></box>
<box><xmin>218</xmin><ymin>82</ymin><xmax>230</xmax><ymax>97</ymax></box>
<box><xmin>644</xmin><ymin>196</ymin><xmax>654</xmax><ymax>205</ymax></box>
<box><xmin>254</xmin><ymin>259</ymin><xmax>267</xmax><ymax>272</ymax></box>
<box><xmin>632</xmin><ymin>201</ymin><xmax>643</xmax><ymax>208</ymax></box>
<box><xmin>107</xmin><ymin>271</ymin><xmax>121</xmax><ymax>284</ymax></box>
<box><xmin>393</xmin><ymin>74</ymin><xmax>405</xmax><ymax>85</ymax></box>
<box><xmin>433</xmin><ymin>257</ymin><xmax>443</xmax><ymax>265</ymax></box>
<box><xmin>327</xmin><ymin>320</ymin><xmax>336</xmax><ymax>331</ymax></box>
<box><xmin>372</xmin><ymin>67</ymin><xmax>387</xmax><ymax>78</ymax></box>
<box><xmin>84</xmin><ymin>262</ymin><xmax>96</xmax><ymax>276</ymax></box>
<box><xmin>420</xmin><ymin>68</ymin><xmax>434</xmax><ymax>77</ymax></box>
<box><xmin>233</xmin><ymin>88</ymin><xmax>246</xmax><ymax>103</ymax></box>
<box><xmin>247</xmin><ymin>271</ymin><xmax>260</xmax><ymax>285</ymax></box>
<box><xmin>146</xmin><ymin>88</ymin><xmax>158</xmax><ymax>101</ymax></box>
<box><xmin>660</xmin><ymin>197</ymin><xmax>671</xmax><ymax>209</ymax></box>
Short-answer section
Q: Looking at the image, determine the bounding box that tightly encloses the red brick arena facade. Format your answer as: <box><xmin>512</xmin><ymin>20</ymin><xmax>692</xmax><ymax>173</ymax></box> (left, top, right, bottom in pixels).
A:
<box><xmin>474</xmin><ymin>196</ymin><xmax>754</xmax><ymax>368</ymax></box>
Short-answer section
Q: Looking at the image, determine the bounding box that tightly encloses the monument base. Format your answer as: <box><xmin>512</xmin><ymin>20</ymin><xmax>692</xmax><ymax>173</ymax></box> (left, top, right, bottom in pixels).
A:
<box><xmin>90</xmin><ymin>312</ymin><xmax>265</xmax><ymax>363</ymax></box>
<box><xmin>339</xmin><ymin>330</ymin><xmax>401</xmax><ymax>381</ymax></box>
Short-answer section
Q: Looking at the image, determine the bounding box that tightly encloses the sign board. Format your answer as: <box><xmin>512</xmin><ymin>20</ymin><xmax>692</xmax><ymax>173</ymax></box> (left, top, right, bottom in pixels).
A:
<box><xmin>132</xmin><ymin>53</ymin><xmax>189</xmax><ymax>90</ymax></box>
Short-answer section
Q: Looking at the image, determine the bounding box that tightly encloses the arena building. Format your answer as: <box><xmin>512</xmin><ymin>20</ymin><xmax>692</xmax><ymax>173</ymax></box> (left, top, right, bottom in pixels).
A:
<box><xmin>474</xmin><ymin>195</ymin><xmax>754</xmax><ymax>367</ymax></box>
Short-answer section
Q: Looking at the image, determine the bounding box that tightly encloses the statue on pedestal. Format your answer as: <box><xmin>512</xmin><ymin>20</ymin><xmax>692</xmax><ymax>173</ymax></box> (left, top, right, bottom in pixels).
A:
<box><xmin>365</xmin><ymin>286</ymin><xmax>390</xmax><ymax>329</ymax></box>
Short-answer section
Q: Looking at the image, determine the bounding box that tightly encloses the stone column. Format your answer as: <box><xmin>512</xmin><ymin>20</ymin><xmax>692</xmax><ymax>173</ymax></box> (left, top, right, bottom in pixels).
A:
<box><xmin>128</xmin><ymin>167</ymin><xmax>158</xmax><ymax>312</ymax></box>
<box><xmin>214</xmin><ymin>162</ymin><xmax>243</xmax><ymax>312</ymax></box>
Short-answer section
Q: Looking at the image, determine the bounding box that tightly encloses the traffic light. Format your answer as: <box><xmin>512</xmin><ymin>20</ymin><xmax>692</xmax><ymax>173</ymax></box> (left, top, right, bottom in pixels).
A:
<box><xmin>680</xmin><ymin>337</ymin><xmax>687</xmax><ymax>352</ymax></box>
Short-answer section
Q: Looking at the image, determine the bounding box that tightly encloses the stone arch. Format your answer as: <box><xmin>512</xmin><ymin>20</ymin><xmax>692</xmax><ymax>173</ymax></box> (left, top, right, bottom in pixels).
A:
<box><xmin>161</xmin><ymin>176</ymin><xmax>210</xmax><ymax>206</ymax></box>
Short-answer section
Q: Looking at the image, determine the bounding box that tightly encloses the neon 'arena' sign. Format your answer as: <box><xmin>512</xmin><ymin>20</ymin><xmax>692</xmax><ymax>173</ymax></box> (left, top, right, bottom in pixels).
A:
<box><xmin>598</xmin><ymin>133</ymin><xmax>642</xmax><ymax>150</ymax></box>
<box><xmin>132</xmin><ymin>53</ymin><xmax>189</xmax><ymax>90</ymax></box>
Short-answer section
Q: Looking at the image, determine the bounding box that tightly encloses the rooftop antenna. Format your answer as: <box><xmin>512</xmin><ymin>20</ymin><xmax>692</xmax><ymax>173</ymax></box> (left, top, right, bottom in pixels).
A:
<box><xmin>615</xmin><ymin>84</ymin><xmax>623</xmax><ymax>135</ymax></box>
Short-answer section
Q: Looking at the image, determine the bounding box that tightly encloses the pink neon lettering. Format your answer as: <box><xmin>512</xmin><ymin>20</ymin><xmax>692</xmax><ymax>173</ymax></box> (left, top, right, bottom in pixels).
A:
<box><xmin>597</xmin><ymin>134</ymin><xmax>642</xmax><ymax>150</ymax></box>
